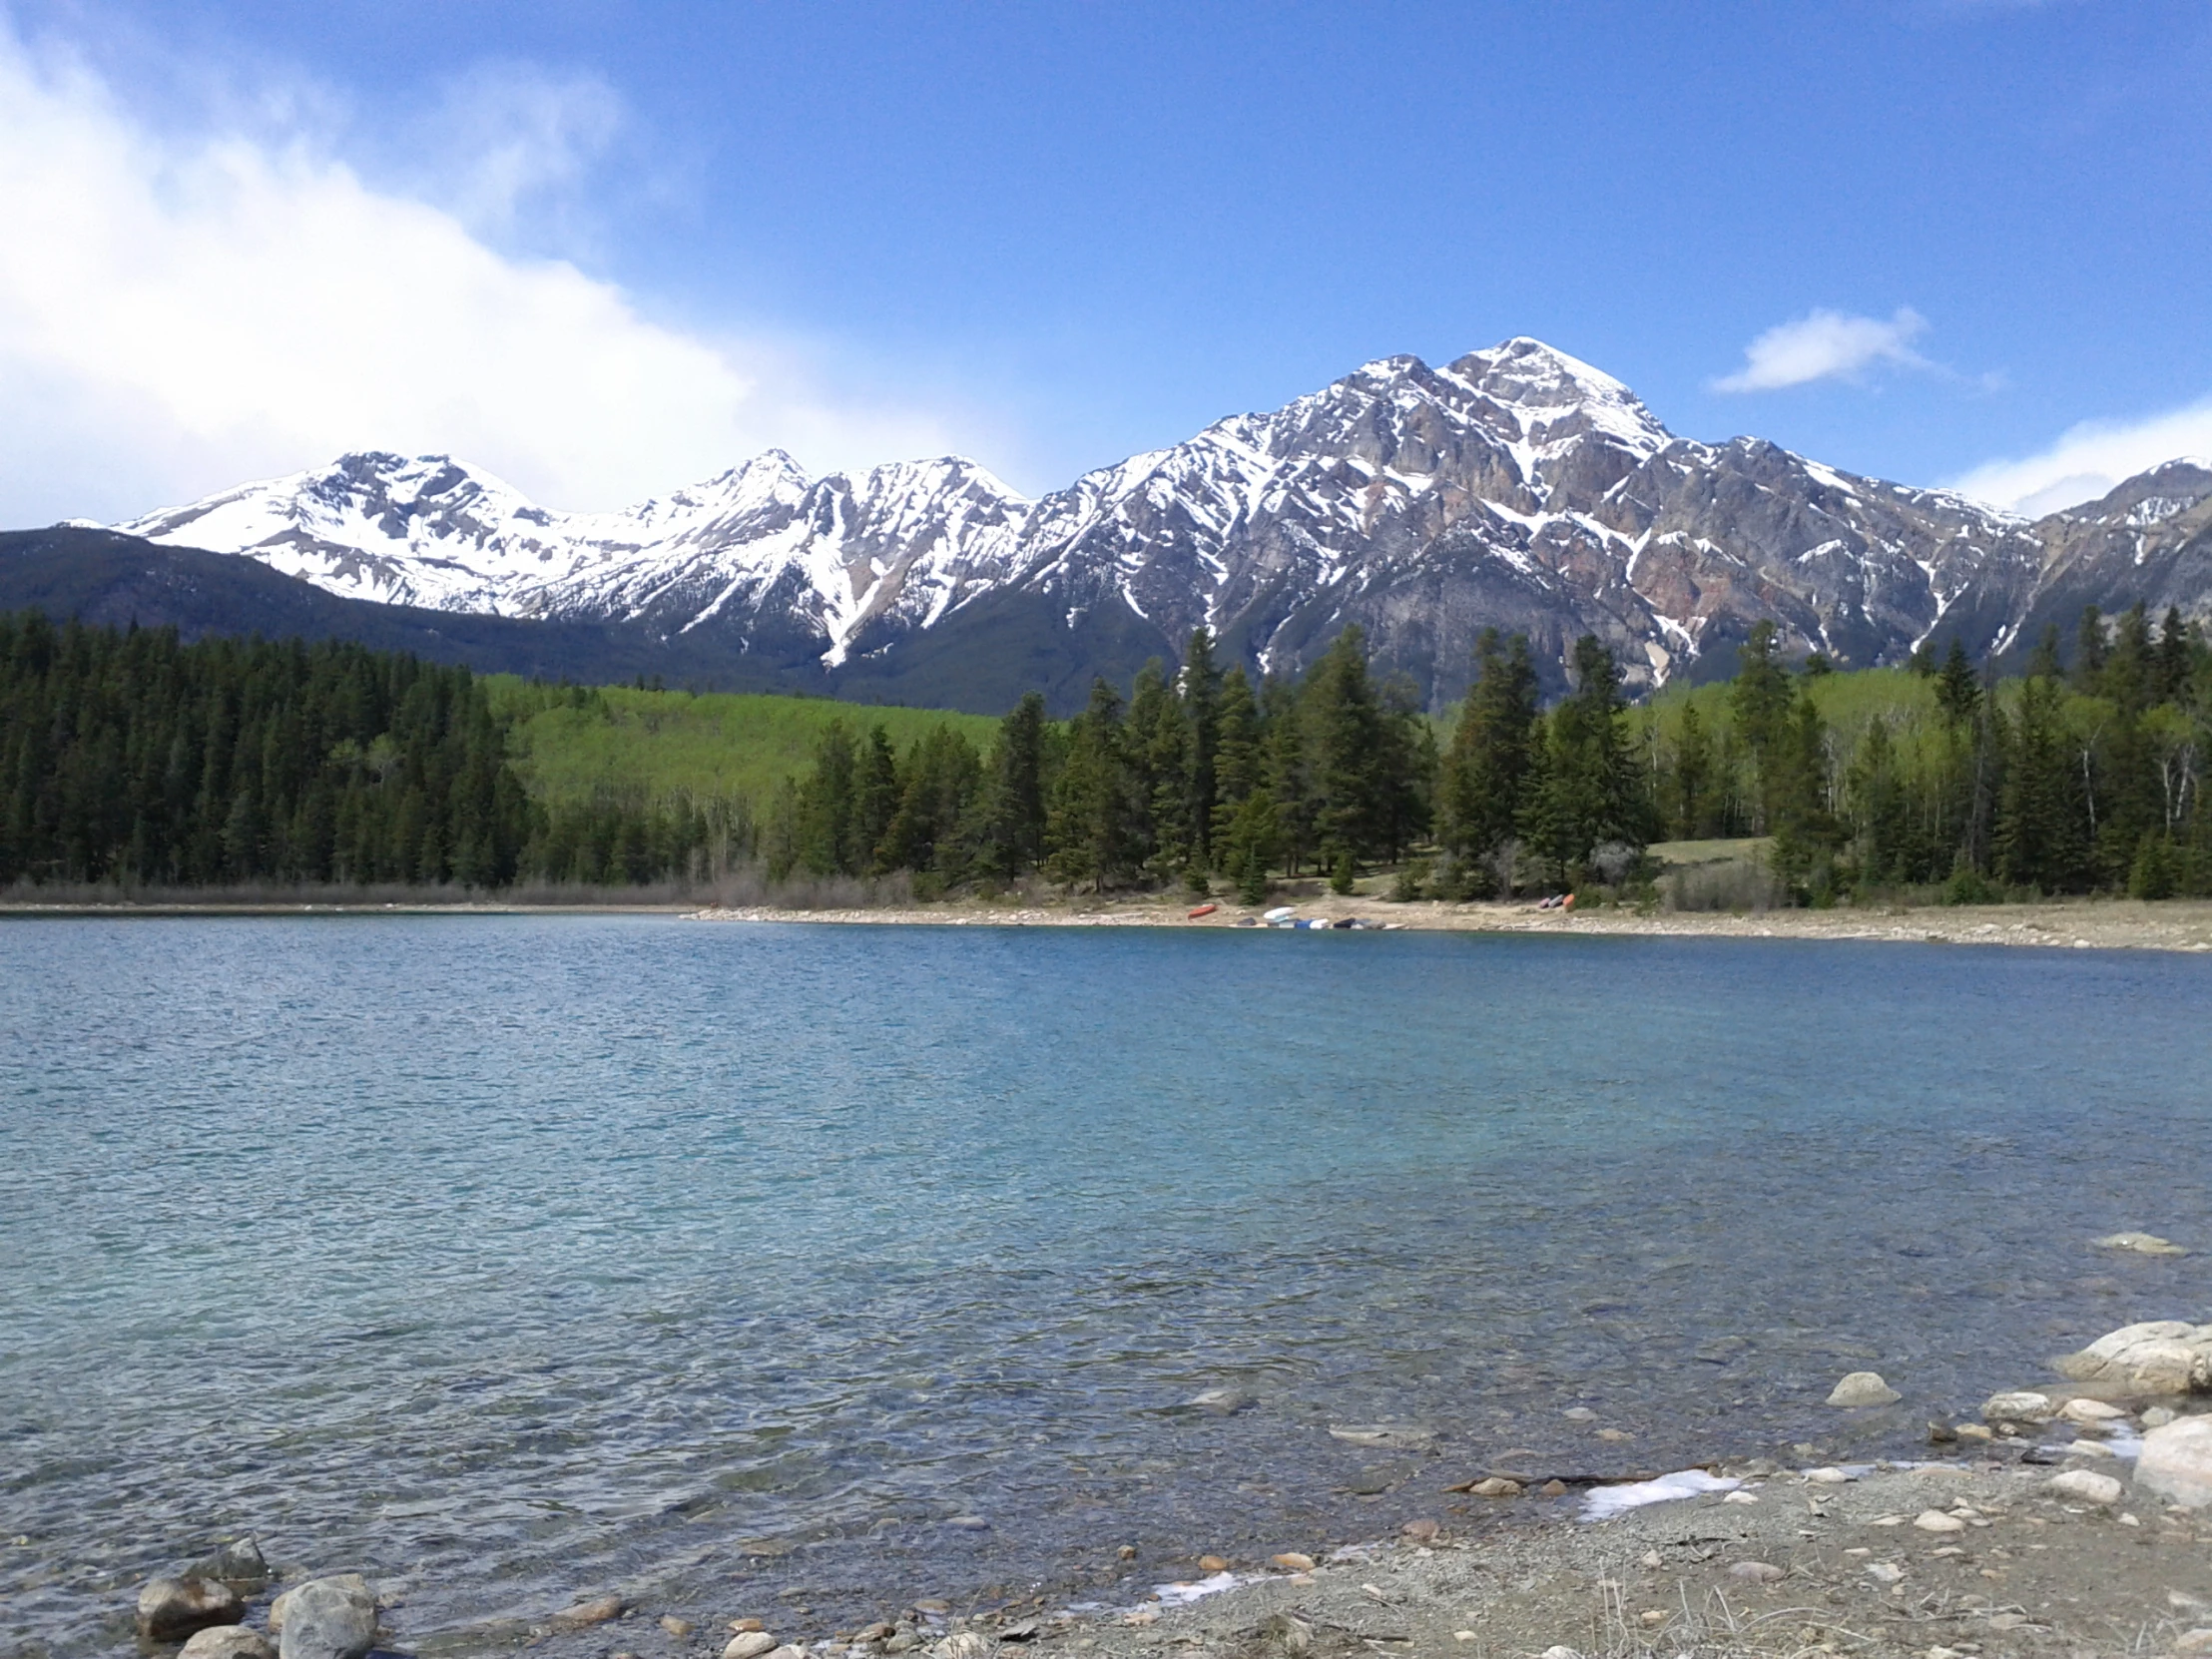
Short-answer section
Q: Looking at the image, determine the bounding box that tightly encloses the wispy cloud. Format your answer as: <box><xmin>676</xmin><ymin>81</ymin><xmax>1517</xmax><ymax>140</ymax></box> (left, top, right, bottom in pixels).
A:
<box><xmin>1946</xmin><ymin>397</ymin><xmax>2212</xmax><ymax>515</ymax></box>
<box><xmin>1710</xmin><ymin>306</ymin><xmax>1931</xmax><ymax>393</ymax></box>
<box><xmin>0</xmin><ymin>23</ymin><xmax>968</xmax><ymax>526</ymax></box>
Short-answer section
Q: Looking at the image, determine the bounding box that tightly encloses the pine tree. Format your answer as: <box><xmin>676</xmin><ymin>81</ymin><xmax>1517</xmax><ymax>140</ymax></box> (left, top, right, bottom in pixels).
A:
<box><xmin>1045</xmin><ymin>679</ymin><xmax>1138</xmax><ymax>892</ymax></box>
<box><xmin>1180</xmin><ymin>628</ymin><xmax>1223</xmax><ymax>872</ymax></box>
<box><xmin>1439</xmin><ymin>630</ymin><xmax>1539</xmax><ymax>877</ymax></box>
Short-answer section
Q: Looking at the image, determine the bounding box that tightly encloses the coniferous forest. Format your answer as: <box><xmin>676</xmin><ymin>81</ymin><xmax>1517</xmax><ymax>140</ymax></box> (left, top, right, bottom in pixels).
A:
<box><xmin>3</xmin><ymin>604</ymin><xmax>2207</xmax><ymax>901</ymax></box>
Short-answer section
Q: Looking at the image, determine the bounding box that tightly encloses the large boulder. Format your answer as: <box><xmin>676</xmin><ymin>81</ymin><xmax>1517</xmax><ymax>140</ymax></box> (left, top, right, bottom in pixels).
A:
<box><xmin>274</xmin><ymin>1576</ymin><xmax>377</xmax><ymax>1659</ymax></box>
<box><xmin>2136</xmin><ymin>1416</ymin><xmax>2212</xmax><ymax>1507</ymax></box>
<box><xmin>2054</xmin><ymin>1322</ymin><xmax>2212</xmax><ymax>1393</ymax></box>
<box><xmin>138</xmin><ymin>1577</ymin><xmax>246</xmax><ymax>1642</ymax></box>
<box><xmin>180</xmin><ymin>1628</ymin><xmax>278</xmax><ymax>1659</ymax></box>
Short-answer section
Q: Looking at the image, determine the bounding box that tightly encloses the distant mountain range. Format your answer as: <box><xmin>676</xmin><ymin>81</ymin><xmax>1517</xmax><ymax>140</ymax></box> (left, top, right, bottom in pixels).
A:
<box><xmin>8</xmin><ymin>337</ymin><xmax>2208</xmax><ymax>712</ymax></box>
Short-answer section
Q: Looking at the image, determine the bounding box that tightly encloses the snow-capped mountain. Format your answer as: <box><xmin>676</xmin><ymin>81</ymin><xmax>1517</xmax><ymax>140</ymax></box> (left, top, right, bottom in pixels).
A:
<box><xmin>108</xmin><ymin>338</ymin><xmax>2207</xmax><ymax>709</ymax></box>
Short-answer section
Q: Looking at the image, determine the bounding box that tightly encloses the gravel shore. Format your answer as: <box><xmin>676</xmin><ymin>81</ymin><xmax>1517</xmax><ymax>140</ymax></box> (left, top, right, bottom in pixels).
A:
<box><xmin>690</xmin><ymin>894</ymin><xmax>2212</xmax><ymax>954</ymax></box>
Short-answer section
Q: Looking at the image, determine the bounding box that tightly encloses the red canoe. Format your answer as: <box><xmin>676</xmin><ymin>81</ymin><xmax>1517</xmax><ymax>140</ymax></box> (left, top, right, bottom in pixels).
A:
<box><xmin>1187</xmin><ymin>903</ymin><xmax>1218</xmax><ymax>918</ymax></box>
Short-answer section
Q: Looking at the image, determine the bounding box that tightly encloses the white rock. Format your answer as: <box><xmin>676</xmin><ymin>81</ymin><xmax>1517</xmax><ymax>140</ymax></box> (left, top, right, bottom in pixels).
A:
<box><xmin>2137</xmin><ymin>1415</ymin><xmax>2212</xmax><ymax>1507</ymax></box>
<box><xmin>1805</xmin><ymin>1466</ymin><xmax>1853</xmax><ymax>1483</ymax></box>
<box><xmin>2055</xmin><ymin>1322</ymin><xmax>2212</xmax><ymax>1393</ymax></box>
<box><xmin>2092</xmin><ymin>1232</ymin><xmax>2187</xmax><ymax>1255</ymax></box>
<box><xmin>1912</xmin><ymin>1511</ymin><xmax>1964</xmax><ymax>1532</ymax></box>
<box><xmin>2145</xmin><ymin>1405</ymin><xmax>2179</xmax><ymax>1427</ymax></box>
<box><xmin>269</xmin><ymin>1576</ymin><xmax>371</xmax><ymax>1637</ymax></box>
<box><xmin>1826</xmin><ymin>1372</ymin><xmax>1901</xmax><ymax>1407</ymax></box>
<box><xmin>1727</xmin><ymin>1561</ymin><xmax>1784</xmax><ymax>1583</ymax></box>
<box><xmin>725</xmin><ymin>1635</ymin><xmax>780</xmax><ymax>1659</ymax></box>
<box><xmin>1866</xmin><ymin>1562</ymin><xmax>1905</xmax><ymax>1584</ymax></box>
<box><xmin>2046</xmin><ymin>1468</ymin><xmax>2124</xmax><ymax>1504</ymax></box>
<box><xmin>1980</xmin><ymin>1390</ymin><xmax>2056</xmax><ymax>1423</ymax></box>
<box><xmin>928</xmin><ymin>1636</ymin><xmax>995</xmax><ymax>1659</ymax></box>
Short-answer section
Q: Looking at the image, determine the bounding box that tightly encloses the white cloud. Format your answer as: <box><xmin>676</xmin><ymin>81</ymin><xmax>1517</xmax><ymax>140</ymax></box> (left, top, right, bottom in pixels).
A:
<box><xmin>1710</xmin><ymin>306</ymin><xmax>1931</xmax><ymax>393</ymax></box>
<box><xmin>0</xmin><ymin>25</ymin><xmax>966</xmax><ymax>526</ymax></box>
<box><xmin>1945</xmin><ymin>399</ymin><xmax>2212</xmax><ymax>516</ymax></box>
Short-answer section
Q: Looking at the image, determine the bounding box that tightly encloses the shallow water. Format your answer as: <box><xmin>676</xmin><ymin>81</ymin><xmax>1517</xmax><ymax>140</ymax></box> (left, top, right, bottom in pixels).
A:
<box><xmin>4</xmin><ymin>917</ymin><xmax>2209</xmax><ymax>1653</ymax></box>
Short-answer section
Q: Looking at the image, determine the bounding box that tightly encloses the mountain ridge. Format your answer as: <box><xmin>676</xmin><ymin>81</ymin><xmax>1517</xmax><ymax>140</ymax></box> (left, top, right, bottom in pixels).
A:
<box><xmin>92</xmin><ymin>338</ymin><xmax>2212</xmax><ymax>711</ymax></box>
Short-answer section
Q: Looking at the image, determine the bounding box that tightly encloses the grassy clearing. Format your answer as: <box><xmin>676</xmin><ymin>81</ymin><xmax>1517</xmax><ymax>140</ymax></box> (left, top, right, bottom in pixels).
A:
<box><xmin>487</xmin><ymin>680</ymin><xmax>1000</xmax><ymax>808</ymax></box>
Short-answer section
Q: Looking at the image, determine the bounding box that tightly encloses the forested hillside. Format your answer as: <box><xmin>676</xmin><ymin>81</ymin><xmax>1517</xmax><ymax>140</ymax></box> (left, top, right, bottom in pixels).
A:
<box><xmin>5</xmin><ymin>602</ymin><xmax>2207</xmax><ymax>900</ymax></box>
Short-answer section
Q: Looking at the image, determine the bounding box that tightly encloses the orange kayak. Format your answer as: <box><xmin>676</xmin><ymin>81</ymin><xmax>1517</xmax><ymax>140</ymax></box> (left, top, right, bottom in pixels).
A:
<box><xmin>1187</xmin><ymin>903</ymin><xmax>1218</xmax><ymax>919</ymax></box>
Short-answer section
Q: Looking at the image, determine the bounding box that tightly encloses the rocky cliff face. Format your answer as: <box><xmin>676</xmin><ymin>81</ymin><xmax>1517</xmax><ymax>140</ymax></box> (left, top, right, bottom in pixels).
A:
<box><xmin>109</xmin><ymin>338</ymin><xmax>2207</xmax><ymax>710</ymax></box>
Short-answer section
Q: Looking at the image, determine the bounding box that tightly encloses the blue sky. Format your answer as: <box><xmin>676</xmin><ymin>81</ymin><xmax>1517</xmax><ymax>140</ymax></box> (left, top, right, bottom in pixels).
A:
<box><xmin>2</xmin><ymin>1</ymin><xmax>2209</xmax><ymax>523</ymax></box>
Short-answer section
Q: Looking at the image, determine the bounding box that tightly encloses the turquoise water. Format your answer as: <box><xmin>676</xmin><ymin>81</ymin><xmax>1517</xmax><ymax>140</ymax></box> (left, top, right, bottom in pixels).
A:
<box><xmin>4</xmin><ymin>917</ymin><xmax>2210</xmax><ymax>1653</ymax></box>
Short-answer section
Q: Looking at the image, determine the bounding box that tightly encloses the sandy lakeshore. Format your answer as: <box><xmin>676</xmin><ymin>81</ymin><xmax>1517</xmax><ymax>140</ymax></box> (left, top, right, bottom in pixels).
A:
<box><xmin>691</xmin><ymin>894</ymin><xmax>2212</xmax><ymax>954</ymax></box>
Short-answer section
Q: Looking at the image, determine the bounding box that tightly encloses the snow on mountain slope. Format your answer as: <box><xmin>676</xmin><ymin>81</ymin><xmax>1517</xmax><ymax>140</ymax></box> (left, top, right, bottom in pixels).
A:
<box><xmin>108</xmin><ymin>337</ymin><xmax>2182</xmax><ymax>705</ymax></box>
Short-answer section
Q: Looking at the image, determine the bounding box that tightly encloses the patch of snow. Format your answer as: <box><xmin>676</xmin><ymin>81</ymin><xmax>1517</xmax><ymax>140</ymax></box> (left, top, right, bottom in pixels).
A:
<box><xmin>1581</xmin><ymin>1468</ymin><xmax>1742</xmax><ymax>1521</ymax></box>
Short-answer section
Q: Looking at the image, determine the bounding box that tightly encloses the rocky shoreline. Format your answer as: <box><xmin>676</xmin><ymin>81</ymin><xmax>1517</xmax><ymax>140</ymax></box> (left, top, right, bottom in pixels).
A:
<box><xmin>126</xmin><ymin>1310</ymin><xmax>2212</xmax><ymax>1659</ymax></box>
<box><xmin>690</xmin><ymin>894</ymin><xmax>2212</xmax><ymax>954</ymax></box>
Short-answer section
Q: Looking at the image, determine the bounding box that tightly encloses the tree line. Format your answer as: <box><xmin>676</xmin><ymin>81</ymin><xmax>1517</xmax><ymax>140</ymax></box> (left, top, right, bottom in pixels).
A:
<box><xmin>8</xmin><ymin>603</ymin><xmax>2207</xmax><ymax>900</ymax></box>
<box><xmin>1635</xmin><ymin>606</ymin><xmax>2210</xmax><ymax>902</ymax></box>
<box><xmin>0</xmin><ymin>615</ymin><xmax>744</xmax><ymax>889</ymax></box>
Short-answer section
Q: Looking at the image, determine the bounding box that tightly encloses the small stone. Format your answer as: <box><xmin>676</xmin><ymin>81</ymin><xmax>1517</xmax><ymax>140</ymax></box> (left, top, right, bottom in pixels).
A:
<box><xmin>1722</xmin><ymin>1491</ymin><xmax>1759</xmax><ymax>1505</ymax></box>
<box><xmin>1595</xmin><ymin>1427</ymin><xmax>1631</xmax><ymax>1442</ymax></box>
<box><xmin>276</xmin><ymin>1576</ymin><xmax>378</xmax><ymax>1659</ymax></box>
<box><xmin>726</xmin><ymin>1632</ymin><xmax>780</xmax><ymax>1659</ymax></box>
<box><xmin>139</xmin><ymin>1578</ymin><xmax>247</xmax><ymax>1643</ymax></box>
<box><xmin>1561</xmin><ymin>1407</ymin><xmax>1597</xmax><ymax>1421</ymax></box>
<box><xmin>930</xmin><ymin>1640</ymin><xmax>995</xmax><ymax>1659</ymax></box>
<box><xmin>562</xmin><ymin>1596</ymin><xmax>628</xmax><ymax>1626</ymax></box>
<box><xmin>1115</xmin><ymin>1545</ymin><xmax>1136</xmax><ymax>1561</ymax></box>
<box><xmin>1639</xmin><ymin>1551</ymin><xmax>1662</xmax><ymax>1569</ymax></box>
<box><xmin>2046</xmin><ymin>1468</ymin><xmax>2124</xmax><ymax>1504</ymax></box>
<box><xmin>1398</xmin><ymin>1520</ymin><xmax>1439</xmax><ymax>1542</ymax></box>
<box><xmin>1980</xmin><ymin>1390</ymin><xmax>2056</xmax><ymax>1423</ymax></box>
<box><xmin>1327</xmin><ymin>1424</ymin><xmax>1435</xmax><ymax>1448</ymax></box>
<box><xmin>1538</xmin><ymin>1479</ymin><xmax>1567</xmax><ymax>1496</ymax></box>
<box><xmin>1453</xmin><ymin>1632</ymin><xmax>1477</xmax><ymax>1643</ymax></box>
<box><xmin>1728</xmin><ymin>1561</ymin><xmax>1784</xmax><ymax>1583</ymax></box>
<box><xmin>912</xmin><ymin>1601</ymin><xmax>950</xmax><ymax>1616</ymax></box>
<box><xmin>1269</xmin><ymin>1552</ymin><xmax>1315</xmax><ymax>1572</ymax></box>
<box><xmin>1827</xmin><ymin>1372</ymin><xmax>1901</xmax><ymax>1407</ymax></box>
<box><xmin>1866</xmin><ymin>1562</ymin><xmax>1905</xmax><ymax>1584</ymax></box>
<box><xmin>2144</xmin><ymin>1405</ymin><xmax>2179</xmax><ymax>1427</ymax></box>
<box><xmin>731</xmin><ymin>1617</ymin><xmax>769</xmax><ymax>1632</ymax></box>
<box><xmin>1927</xmin><ymin>1419</ymin><xmax>1957</xmax><ymax>1444</ymax></box>
<box><xmin>884</xmin><ymin>1637</ymin><xmax>920</xmax><ymax>1655</ymax></box>
<box><xmin>762</xmin><ymin>1648</ymin><xmax>805</xmax><ymax>1659</ymax></box>
<box><xmin>2093</xmin><ymin>1232</ymin><xmax>2186</xmax><ymax>1255</ymax></box>
<box><xmin>1805</xmin><ymin>1466</ymin><xmax>1853</xmax><ymax>1483</ymax></box>
<box><xmin>1120</xmin><ymin>1610</ymin><xmax>1157</xmax><ymax>1628</ymax></box>
<box><xmin>1469</xmin><ymin>1477</ymin><xmax>1522</xmax><ymax>1497</ymax></box>
<box><xmin>1539</xmin><ymin>1648</ymin><xmax>1582</xmax><ymax>1659</ymax></box>
<box><xmin>2137</xmin><ymin>1415</ymin><xmax>2212</xmax><ymax>1507</ymax></box>
<box><xmin>180</xmin><ymin>1629</ymin><xmax>277</xmax><ymax>1659</ymax></box>
<box><xmin>944</xmin><ymin>1516</ymin><xmax>989</xmax><ymax>1530</ymax></box>
<box><xmin>1198</xmin><ymin>1554</ymin><xmax>1230</xmax><ymax>1571</ymax></box>
<box><xmin>1912</xmin><ymin>1510</ymin><xmax>1965</xmax><ymax>1532</ymax></box>
<box><xmin>661</xmin><ymin>1616</ymin><xmax>695</xmax><ymax>1639</ymax></box>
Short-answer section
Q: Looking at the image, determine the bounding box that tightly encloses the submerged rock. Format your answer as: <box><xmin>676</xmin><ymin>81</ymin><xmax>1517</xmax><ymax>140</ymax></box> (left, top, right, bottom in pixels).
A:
<box><xmin>1182</xmin><ymin>1387</ymin><xmax>1254</xmax><ymax>1415</ymax></box>
<box><xmin>2056</xmin><ymin>1321</ymin><xmax>2212</xmax><ymax>1393</ymax></box>
<box><xmin>180</xmin><ymin>1628</ymin><xmax>277</xmax><ymax>1659</ymax></box>
<box><xmin>139</xmin><ymin>1578</ymin><xmax>246</xmax><ymax>1643</ymax></box>
<box><xmin>1327</xmin><ymin>1424</ymin><xmax>1435</xmax><ymax>1448</ymax></box>
<box><xmin>725</xmin><ymin>1632</ymin><xmax>780</xmax><ymax>1659</ymax></box>
<box><xmin>186</xmin><ymin>1538</ymin><xmax>271</xmax><ymax>1590</ymax></box>
<box><xmin>275</xmin><ymin>1576</ymin><xmax>377</xmax><ymax>1659</ymax></box>
<box><xmin>2092</xmin><ymin>1232</ymin><xmax>2187</xmax><ymax>1256</ymax></box>
<box><xmin>2137</xmin><ymin>1416</ymin><xmax>2212</xmax><ymax>1507</ymax></box>
<box><xmin>1826</xmin><ymin>1372</ymin><xmax>1901</xmax><ymax>1406</ymax></box>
